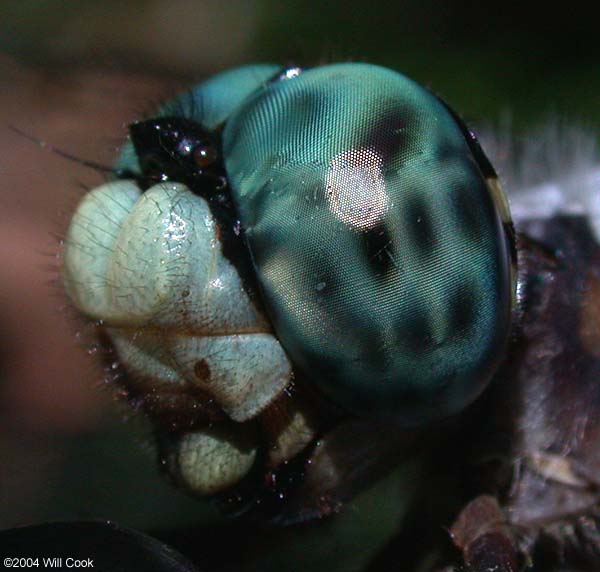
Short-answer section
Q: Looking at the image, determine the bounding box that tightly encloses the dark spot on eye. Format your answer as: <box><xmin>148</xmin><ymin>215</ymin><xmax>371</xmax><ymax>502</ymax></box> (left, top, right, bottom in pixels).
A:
<box><xmin>361</xmin><ymin>107</ymin><xmax>414</xmax><ymax>165</ymax></box>
<box><xmin>194</xmin><ymin>359</ymin><xmax>211</xmax><ymax>383</ymax></box>
<box><xmin>398</xmin><ymin>305</ymin><xmax>433</xmax><ymax>354</ymax></box>
<box><xmin>451</xmin><ymin>183</ymin><xmax>484</xmax><ymax>241</ymax></box>
<box><xmin>360</xmin><ymin>330</ymin><xmax>391</xmax><ymax>373</ymax></box>
<box><xmin>435</xmin><ymin>142</ymin><xmax>455</xmax><ymax>163</ymax></box>
<box><xmin>448</xmin><ymin>281</ymin><xmax>477</xmax><ymax>338</ymax></box>
<box><xmin>405</xmin><ymin>196</ymin><xmax>436</xmax><ymax>259</ymax></box>
<box><xmin>361</xmin><ymin>224</ymin><xmax>395</xmax><ymax>278</ymax></box>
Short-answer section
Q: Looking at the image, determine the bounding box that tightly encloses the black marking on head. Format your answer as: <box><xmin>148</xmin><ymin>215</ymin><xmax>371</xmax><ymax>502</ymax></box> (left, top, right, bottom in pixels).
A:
<box><xmin>361</xmin><ymin>224</ymin><xmax>396</xmax><ymax>278</ymax></box>
<box><xmin>129</xmin><ymin>116</ymin><xmax>225</xmax><ymax>194</ymax></box>
<box><xmin>405</xmin><ymin>196</ymin><xmax>436</xmax><ymax>259</ymax></box>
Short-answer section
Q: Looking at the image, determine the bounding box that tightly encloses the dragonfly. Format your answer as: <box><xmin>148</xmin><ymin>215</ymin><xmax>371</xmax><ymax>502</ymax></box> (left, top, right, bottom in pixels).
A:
<box><xmin>4</xmin><ymin>61</ymin><xmax>600</xmax><ymax>572</ymax></box>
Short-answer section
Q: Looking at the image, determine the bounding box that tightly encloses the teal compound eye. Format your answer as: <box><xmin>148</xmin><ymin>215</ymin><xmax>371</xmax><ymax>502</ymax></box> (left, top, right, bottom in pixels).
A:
<box><xmin>69</xmin><ymin>63</ymin><xmax>515</xmax><ymax>438</ymax></box>
<box><xmin>222</xmin><ymin>63</ymin><xmax>516</xmax><ymax>425</ymax></box>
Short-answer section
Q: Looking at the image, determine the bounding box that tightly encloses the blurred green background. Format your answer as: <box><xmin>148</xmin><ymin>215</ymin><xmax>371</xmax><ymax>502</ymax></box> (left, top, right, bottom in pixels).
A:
<box><xmin>0</xmin><ymin>0</ymin><xmax>598</xmax><ymax>539</ymax></box>
<box><xmin>2</xmin><ymin>0</ymin><xmax>599</xmax><ymax>127</ymax></box>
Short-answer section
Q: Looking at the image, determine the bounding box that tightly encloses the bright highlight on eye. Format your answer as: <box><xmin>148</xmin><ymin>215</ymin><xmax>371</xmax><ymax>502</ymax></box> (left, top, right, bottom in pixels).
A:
<box><xmin>326</xmin><ymin>147</ymin><xmax>390</xmax><ymax>230</ymax></box>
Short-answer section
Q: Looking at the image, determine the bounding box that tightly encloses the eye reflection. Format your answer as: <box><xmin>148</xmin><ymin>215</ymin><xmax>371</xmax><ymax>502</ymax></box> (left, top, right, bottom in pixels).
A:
<box><xmin>326</xmin><ymin>147</ymin><xmax>390</xmax><ymax>230</ymax></box>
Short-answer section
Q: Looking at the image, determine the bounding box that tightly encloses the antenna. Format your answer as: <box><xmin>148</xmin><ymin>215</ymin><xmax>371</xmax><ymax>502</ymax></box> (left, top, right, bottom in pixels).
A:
<box><xmin>9</xmin><ymin>125</ymin><xmax>117</xmax><ymax>174</ymax></box>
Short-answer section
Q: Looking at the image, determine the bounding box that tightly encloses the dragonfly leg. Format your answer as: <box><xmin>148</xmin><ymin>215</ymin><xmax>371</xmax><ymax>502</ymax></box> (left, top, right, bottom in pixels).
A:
<box><xmin>449</xmin><ymin>495</ymin><xmax>519</xmax><ymax>572</ymax></box>
<box><xmin>552</xmin><ymin>513</ymin><xmax>600</xmax><ymax>569</ymax></box>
